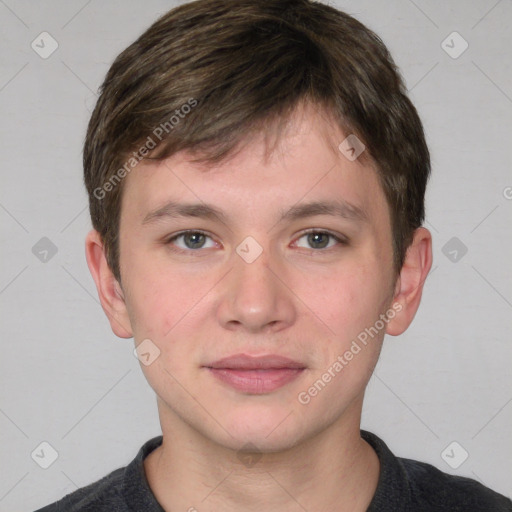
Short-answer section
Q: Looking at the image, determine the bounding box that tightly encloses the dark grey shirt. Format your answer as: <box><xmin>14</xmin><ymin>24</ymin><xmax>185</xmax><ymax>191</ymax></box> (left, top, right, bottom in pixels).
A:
<box><xmin>35</xmin><ymin>431</ymin><xmax>512</xmax><ymax>511</ymax></box>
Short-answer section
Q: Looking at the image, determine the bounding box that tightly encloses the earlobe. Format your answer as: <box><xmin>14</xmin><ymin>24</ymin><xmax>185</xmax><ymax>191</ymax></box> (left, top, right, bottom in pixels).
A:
<box><xmin>386</xmin><ymin>227</ymin><xmax>433</xmax><ymax>336</ymax></box>
<box><xmin>85</xmin><ymin>229</ymin><xmax>133</xmax><ymax>339</ymax></box>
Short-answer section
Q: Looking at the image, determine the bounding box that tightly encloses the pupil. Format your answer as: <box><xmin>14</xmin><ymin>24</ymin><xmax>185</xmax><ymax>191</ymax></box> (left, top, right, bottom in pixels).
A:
<box><xmin>186</xmin><ymin>233</ymin><xmax>204</xmax><ymax>248</ymax></box>
<box><xmin>309</xmin><ymin>233</ymin><xmax>328</xmax><ymax>248</ymax></box>
<box><xmin>183</xmin><ymin>233</ymin><xmax>329</xmax><ymax>250</ymax></box>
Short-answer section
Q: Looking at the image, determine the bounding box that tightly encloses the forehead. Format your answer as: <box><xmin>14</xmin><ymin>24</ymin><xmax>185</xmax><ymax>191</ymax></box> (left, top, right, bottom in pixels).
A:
<box><xmin>120</xmin><ymin>104</ymin><xmax>388</xmax><ymax>227</ymax></box>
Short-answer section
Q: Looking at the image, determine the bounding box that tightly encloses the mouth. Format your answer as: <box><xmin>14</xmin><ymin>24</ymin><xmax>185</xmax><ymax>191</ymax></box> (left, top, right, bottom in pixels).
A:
<box><xmin>204</xmin><ymin>353</ymin><xmax>306</xmax><ymax>394</ymax></box>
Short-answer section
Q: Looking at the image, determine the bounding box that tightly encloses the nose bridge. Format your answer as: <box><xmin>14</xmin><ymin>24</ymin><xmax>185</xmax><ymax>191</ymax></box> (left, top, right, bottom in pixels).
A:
<box><xmin>217</xmin><ymin>237</ymin><xmax>295</xmax><ymax>332</ymax></box>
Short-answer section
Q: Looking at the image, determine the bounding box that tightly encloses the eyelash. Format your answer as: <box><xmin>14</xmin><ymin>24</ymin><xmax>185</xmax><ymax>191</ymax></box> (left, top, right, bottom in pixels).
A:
<box><xmin>164</xmin><ymin>229</ymin><xmax>348</xmax><ymax>255</ymax></box>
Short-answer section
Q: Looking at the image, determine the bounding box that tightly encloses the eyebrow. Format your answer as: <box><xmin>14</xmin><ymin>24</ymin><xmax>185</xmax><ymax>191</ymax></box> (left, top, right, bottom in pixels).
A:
<box><xmin>142</xmin><ymin>199</ymin><xmax>368</xmax><ymax>226</ymax></box>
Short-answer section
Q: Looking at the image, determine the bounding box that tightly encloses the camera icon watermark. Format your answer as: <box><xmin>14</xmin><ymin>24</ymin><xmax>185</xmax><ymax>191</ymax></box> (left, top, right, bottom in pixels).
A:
<box><xmin>31</xmin><ymin>32</ymin><xmax>59</xmax><ymax>59</ymax></box>
<box><xmin>442</xmin><ymin>237</ymin><xmax>468</xmax><ymax>263</ymax></box>
<box><xmin>236</xmin><ymin>236</ymin><xmax>263</xmax><ymax>264</ymax></box>
<box><xmin>32</xmin><ymin>237</ymin><xmax>58</xmax><ymax>263</ymax></box>
<box><xmin>236</xmin><ymin>442</ymin><xmax>262</xmax><ymax>467</ymax></box>
<box><xmin>133</xmin><ymin>338</ymin><xmax>161</xmax><ymax>366</ymax></box>
<box><xmin>441</xmin><ymin>31</ymin><xmax>468</xmax><ymax>59</ymax></box>
<box><xmin>31</xmin><ymin>441</ymin><xmax>59</xmax><ymax>469</ymax></box>
<box><xmin>441</xmin><ymin>441</ymin><xmax>469</xmax><ymax>469</ymax></box>
<box><xmin>338</xmin><ymin>134</ymin><xmax>365</xmax><ymax>161</ymax></box>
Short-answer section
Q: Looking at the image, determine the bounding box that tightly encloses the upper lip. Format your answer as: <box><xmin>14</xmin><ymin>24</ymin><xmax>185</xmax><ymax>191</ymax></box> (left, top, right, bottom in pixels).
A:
<box><xmin>206</xmin><ymin>354</ymin><xmax>305</xmax><ymax>370</ymax></box>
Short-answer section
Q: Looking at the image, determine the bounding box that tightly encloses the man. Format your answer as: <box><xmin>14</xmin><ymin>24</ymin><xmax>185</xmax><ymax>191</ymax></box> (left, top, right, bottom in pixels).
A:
<box><xmin>36</xmin><ymin>0</ymin><xmax>512</xmax><ymax>510</ymax></box>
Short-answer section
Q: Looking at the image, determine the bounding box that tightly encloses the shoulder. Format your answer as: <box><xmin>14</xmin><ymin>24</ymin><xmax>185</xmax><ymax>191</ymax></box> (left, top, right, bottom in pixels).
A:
<box><xmin>34</xmin><ymin>467</ymin><xmax>126</xmax><ymax>512</ymax></box>
<box><xmin>34</xmin><ymin>436</ymin><xmax>164</xmax><ymax>512</ymax></box>
<box><xmin>399</xmin><ymin>456</ymin><xmax>512</xmax><ymax>511</ymax></box>
<box><xmin>362</xmin><ymin>430</ymin><xmax>512</xmax><ymax>512</ymax></box>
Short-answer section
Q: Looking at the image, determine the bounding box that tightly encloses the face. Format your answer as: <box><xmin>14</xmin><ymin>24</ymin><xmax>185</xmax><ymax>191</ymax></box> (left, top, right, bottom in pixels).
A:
<box><xmin>113</xmin><ymin>103</ymin><xmax>399</xmax><ymax>452</ymax></box>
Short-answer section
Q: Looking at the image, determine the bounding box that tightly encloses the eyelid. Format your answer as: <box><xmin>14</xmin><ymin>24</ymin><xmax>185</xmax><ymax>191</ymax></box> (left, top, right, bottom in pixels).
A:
<box><xmin>296</xmin><ymin>228</ymin><xmax>348</xmax><ymax>241</ymax></box>
<box><xmin>165</xmin><ymin>229</ymin><xmax>218</xmax><ymax>252</ymax></box>
<box><xmin>166</xmin><ymin>228</ymin><xmax>211</xmax><ymax>241</ymax></box>
<box><xmin>166</xmin><ymin>229</ymin><xmax>214</xmax><ymax>240</ymax></box>
<box><xmin>293</xmin><ymin>228</ymin><xmax>348</xmax><ymax>248</ymax></box>
<box><xmin>164</xmin><ymin>228</ymin><xmax>348</xmax><ymax>253</ymax></box>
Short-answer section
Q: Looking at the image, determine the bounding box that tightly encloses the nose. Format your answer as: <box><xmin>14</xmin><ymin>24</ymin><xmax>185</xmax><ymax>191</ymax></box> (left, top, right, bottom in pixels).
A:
<box><xmin>216</xmin><ymin>243</ymin><xmax>297</xmax><ymax>334</ymax></box>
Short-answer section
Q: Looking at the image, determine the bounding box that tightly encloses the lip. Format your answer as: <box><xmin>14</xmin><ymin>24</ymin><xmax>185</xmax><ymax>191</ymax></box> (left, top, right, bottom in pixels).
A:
<box><xmin>207</xmin><ymin>353</ymin><xmax>305</xmax><ymax>370</ymax></box>
<box><xmin>204</xmin><ymin>354</ymin><xmax>306</xmax><ymax>394</ymax></box>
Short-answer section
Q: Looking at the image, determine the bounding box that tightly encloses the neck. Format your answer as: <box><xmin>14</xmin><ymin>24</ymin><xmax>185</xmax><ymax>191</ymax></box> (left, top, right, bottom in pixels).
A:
<box><xmin>144</xmin><ymin>398</ymin><xmax>380</xmax><ymax>512</ymax></box>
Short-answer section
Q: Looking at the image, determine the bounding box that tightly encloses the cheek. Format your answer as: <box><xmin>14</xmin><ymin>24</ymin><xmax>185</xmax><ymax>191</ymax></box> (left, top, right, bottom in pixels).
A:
<box><xmin>125</xmin><ymin>247</ymin><xmax>219</xmax><ymax>333</ymax></box>
<box><xmin>124</xmin><ymin>262</ymin><xmax>218</xmax><ymax>367</ymax></box>
<box><xmin>311</xmin><ymin>264</ymin><xmax>388</xmax><ymax>339</ymax></box>
<box><xmin>124</xmin><ymin>268</ymin><xmax>182</xmax><ymax>341</ymax></box>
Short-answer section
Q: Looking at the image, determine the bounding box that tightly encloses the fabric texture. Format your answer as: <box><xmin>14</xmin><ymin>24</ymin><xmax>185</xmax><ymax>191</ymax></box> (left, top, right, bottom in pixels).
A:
<box><xmin>35</xmin><ymin>430</ymin><xmax>512</xmax><ymax>511</ymax></box>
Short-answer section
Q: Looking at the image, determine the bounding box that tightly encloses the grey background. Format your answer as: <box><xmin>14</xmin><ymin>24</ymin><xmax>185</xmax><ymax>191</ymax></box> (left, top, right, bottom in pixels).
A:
<box><xmin>1</xmin><ymin>1</ymin><xmax>511</xmax><ymax>510</ymax></box>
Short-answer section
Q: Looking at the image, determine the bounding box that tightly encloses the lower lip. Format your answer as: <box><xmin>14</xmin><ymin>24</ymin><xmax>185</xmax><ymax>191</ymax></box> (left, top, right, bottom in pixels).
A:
<box><xmin>207</xmin><ymin>368</ymin><xmax>305</xmax><ymax>393</ymax></box>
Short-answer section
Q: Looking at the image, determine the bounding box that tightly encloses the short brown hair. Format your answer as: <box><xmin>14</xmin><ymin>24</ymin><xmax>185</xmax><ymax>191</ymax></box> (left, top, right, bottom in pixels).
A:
<box><xmin>83</xmin><ymin>0</ymin><xmax>430</xmax><ymax>284</ymax></box>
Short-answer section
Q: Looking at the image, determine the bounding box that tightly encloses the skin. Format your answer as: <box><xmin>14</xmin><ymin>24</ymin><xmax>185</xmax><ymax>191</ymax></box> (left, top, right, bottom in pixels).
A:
<box><xmin>86</xmin><ymin>101</ymin><xmax>432</xmax><ymax>511</ymax></box>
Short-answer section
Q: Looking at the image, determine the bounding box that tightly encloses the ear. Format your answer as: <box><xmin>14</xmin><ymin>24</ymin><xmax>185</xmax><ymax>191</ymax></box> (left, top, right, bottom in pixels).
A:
<box><xmin>85</xmin><ymin>229</ymin><xmax>133</xmax><ymax>338</ymax></box>
<box><xmin>386</xmin><ymin>227</ymin><xmax>432</xmax><ymax>336</ymax></box>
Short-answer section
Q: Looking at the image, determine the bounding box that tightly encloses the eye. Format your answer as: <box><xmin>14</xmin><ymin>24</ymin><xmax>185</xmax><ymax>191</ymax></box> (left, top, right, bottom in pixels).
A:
<box><xmin>164</xmin><ymin>229</ymin><xmax>347</xmax><ymax>254</ymax></box>
<box><xmin>165</xmin><ymin>230</ymin><xmax>217</xmax><ymax>251</ymax></box>
<box><xmin>294</xmin><ymin>230</ymin><xmax>347</xmax><ymax>250</ymax></box>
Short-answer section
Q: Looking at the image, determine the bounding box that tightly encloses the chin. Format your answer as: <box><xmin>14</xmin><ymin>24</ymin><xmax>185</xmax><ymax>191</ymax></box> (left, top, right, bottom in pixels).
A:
<box><xmin>211</xmin><ymin>406</ymin><xmax>306</xmax><ymax>453</ymax></box>
<box><xmin>222</xmin><ymin>429</ymin><xmax>302</xmax><ymax>454</ymax></box>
